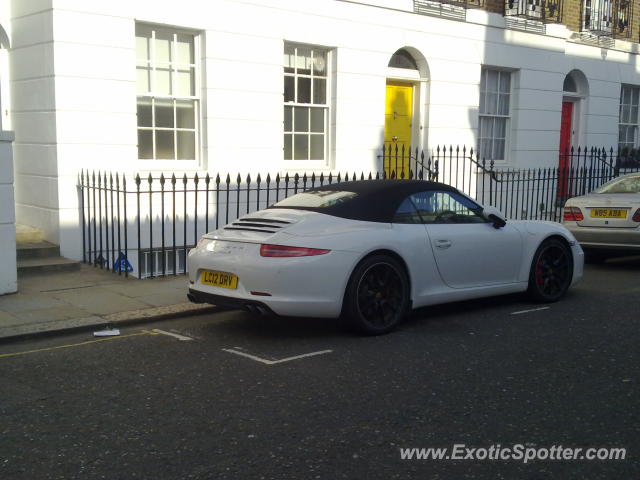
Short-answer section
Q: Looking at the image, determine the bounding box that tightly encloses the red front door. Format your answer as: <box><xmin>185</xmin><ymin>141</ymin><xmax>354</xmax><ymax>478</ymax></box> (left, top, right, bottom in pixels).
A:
<box><xmin>558</xmin><ymin>101</ymin><xmax>573</xmax><ymax>198</ymax></box>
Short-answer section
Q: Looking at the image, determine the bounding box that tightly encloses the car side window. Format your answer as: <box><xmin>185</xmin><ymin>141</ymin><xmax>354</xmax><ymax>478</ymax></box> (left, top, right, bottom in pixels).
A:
<box><xmin>392</xmin><ymin>197</ymin><xmax>423</xmax><ymax>224</ymax></box>
<box><xmin>406</xmin><ymin>190</ymin><xmax>487</xmax><ymax>224</ymax></box>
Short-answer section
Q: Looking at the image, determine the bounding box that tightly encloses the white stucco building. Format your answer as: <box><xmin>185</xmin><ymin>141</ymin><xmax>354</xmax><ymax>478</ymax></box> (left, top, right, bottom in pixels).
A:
<box><xmin>5</xmin><ymin>0</ymin><xmax>640</xmax><ymax>271</ymax></box>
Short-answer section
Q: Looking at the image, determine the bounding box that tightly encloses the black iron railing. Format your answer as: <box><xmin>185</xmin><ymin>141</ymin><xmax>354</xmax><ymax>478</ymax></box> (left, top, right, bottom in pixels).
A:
<box><xmin>583</xmin><ymin>0</ymin><xmax>633</xmax><ymax>38</ymax></box>
<box><xmin>78</xmin><ymin>145</ymin><xmax>639</xmax><ymax>278</ymax></box>
<box><xmin>504</xmin><ymin>0</ymin><xmax>563</xmax><ymax>22</ymax></box>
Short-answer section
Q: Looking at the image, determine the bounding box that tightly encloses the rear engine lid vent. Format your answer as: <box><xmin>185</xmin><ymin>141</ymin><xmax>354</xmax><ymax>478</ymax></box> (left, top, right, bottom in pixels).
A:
<box><xmin>223</xmin><ymin>217</ymin><xmax>292</xmax><ymax>234</ymax></box>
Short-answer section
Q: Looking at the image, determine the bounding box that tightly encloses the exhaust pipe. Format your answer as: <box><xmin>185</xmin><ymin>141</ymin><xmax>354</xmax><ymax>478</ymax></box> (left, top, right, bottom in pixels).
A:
<box><xmin>187</xmin><ymin>293</ymin><xmax>203</xmax><ymax>304</ymax></box>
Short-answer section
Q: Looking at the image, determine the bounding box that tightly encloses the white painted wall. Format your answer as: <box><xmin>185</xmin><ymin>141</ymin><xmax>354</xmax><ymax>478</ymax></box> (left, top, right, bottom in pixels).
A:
<box><xmin>0</xmin><ymin>131</ymin><xmax>16</xmax><ymax>295</ymax></box>
<box><xmin>0</xmin><ymin>11</ymin><xmax>16</xmax><ymax>295</ymax></box>
<box><xmin>6</xmin><ymin>0</ymin><xmax>640</xmax><ymax>261</ymax></box>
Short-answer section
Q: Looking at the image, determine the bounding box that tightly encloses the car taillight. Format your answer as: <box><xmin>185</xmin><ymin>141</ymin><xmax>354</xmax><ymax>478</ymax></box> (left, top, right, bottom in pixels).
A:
<box><xmin>563</xmin><ymin>206</ymin><xmax>584</xmax><ymax>222</ymax></box>
<box><xmin>260</xmin><ymin>244</ymin><xmax>331</xmax><ymax>257</ymax></box>
<box><xmin>633</xmin><ymin>209</ymin><xmax>640</xmax><ymax>222</ymax></box>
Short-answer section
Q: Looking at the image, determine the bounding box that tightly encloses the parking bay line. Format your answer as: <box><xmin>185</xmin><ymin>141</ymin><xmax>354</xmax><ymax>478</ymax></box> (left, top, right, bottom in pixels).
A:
<box><xmin>0</xmin><ymin>330</ymin><xmax>158</xmax><ymax>360</ymax></box>
<box><xmin>151</xmin><ymin>329</ymin><xmax>193</xmax><ymax>341</ymax></box>
<box><xmin>510</xmin><ymin>306</ymin><xmax>550</xmax><ymax>315</ymax></box>
<box><xmin>222</xmin><ymin>348</ymin><xmax>333</xmax><ymax>365</ymax></box>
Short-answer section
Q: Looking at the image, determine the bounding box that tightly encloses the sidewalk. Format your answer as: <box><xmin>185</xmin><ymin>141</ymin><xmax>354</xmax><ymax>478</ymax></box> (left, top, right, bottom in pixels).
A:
<box><xmin>0</xmin><ymin>265</ymin><xmax>217</xmax><ymax>341</ymax></box>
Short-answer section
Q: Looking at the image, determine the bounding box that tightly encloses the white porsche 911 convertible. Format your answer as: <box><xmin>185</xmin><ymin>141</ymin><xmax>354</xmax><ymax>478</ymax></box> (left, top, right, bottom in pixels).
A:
<box><xmin>187</xmin><ymin>180</ymin><xmax>584</xmax><ymax>334</ymax></box>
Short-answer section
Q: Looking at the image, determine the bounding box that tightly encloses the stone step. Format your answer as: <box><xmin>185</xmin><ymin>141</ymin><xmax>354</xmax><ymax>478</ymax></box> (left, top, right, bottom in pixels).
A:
<box><xmin>15</xmin><ymin>224</ymin><xmax>45</xmax><ymax>244</ymax></box>
<box><xmin>17</xmin><ymin>256</ymin><xmax>81</xmax><ymax>275</ymax></box>
<box><xmin>16</xmin><ymin>241</ymin><xmax>61</xmax><ymax>260</ymax></box>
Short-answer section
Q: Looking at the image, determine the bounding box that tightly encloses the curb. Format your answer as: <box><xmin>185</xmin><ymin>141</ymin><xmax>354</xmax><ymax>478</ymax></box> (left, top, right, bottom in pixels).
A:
<box><xmin>0</xmin><ymin>303</ymin><xmax>222</xmax><ymax>344</ymax></box>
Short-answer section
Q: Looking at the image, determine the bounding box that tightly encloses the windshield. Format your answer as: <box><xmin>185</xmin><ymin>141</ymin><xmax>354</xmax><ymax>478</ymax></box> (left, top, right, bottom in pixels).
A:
<box><xmin>273</xmin><ymin>190</ymin><xmax>358</xmax><ymax>208</ymax></box>
<box><xmin>594</xmin><ymin>175</ymin><xmax>640</xmax><ymax>194</ymax></box>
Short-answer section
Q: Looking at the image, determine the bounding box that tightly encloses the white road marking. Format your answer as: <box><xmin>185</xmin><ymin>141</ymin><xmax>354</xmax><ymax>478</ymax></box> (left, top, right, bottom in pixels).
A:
<box><xmin>510</xmin><ymin>307</ymin><xmax>550</xmax><ymax>315</ymax></box>
<box><xmin>222</xmin><ymin>348</ymin><xmax>332</xmax><ymax>365</ymax></box>
<box><xmin>152</xmin><ymin>329</ymin><xmax>193</xmax><ymax>341</ymax></box>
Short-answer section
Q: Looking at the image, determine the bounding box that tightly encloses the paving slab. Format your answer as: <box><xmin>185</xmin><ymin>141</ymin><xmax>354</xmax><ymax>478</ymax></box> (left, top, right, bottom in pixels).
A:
<box><xmin>48</xmin><ymin>288</ymin><xmax>152</xmax><ymax>316</ymax></box>
<box><xmin>0</xmin><ymin>294</ymin><xmax>67</xmax><ymax>313</ymax></box>
<box><xmin>0</xmin><ymin>265</ymin><xmax>219</xmax><ymax>342</ymax></box>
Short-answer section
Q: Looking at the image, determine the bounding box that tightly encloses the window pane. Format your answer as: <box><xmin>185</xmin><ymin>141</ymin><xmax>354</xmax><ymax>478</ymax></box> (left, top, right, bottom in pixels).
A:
<box><xmin>494</xmin><ymin>118</ymin><xmax>506</xmax><ymax>138</ymax></box>
<box><xmin>499</xmin><ymin>72</ymin><xmax>510</xmax><ymax>93</ymax></box>
<box><xmin>284</xmin><ymin>106</ymin><xmax>292</xmax><ymax>131</ymax></box>
<box><xmin>313</xmin><ymin>50</ymin><xmax>327</xmax><ymax>76</ymax></box>
<box><xmin>619</xmin><ymin>126</ymin><xmax>627</xmax><ymax>142</ymax></box>
<box><xmin>310</xmin><ymin>135</ymin><xmax>324</xmax><ymax>160</ymax></box>
<box><xmin>176</xmin><ymin>68</ymin><xmax>195</xmax><ymax>96</ymax></box>
<box><xmin>294</xmin><ymin>135</ymin><xmax>308</xmax><ymax>160</ymax></box>
<box><xmin>297</xmin><ymin>77</ymin><xmax>311</xmax><ymax>103</ymax></box>
<box><xmin>296</xmin><ymin>47</ymin><xmax>312</xmax><ymax>75</ymax></box>
<box><xmin>137</xmin><ymin>98</ymin><xmax>152</xmax><ymax>127</ymax></box>
<box><xmin>498</xmin><ymin>93</ymin><xmax>510</xmax><ymax>115</ymax></box>
<box><xmin>138</xmin><ymin>130</ymin><xmax>153</xmax><ymax>159</ymax></box>
<box><xmin>480</xmin><ymin>117</ymin><xmax>493</xmax><ymax>140</ymax></box>
<box><xmin>313</xmin><ymin>78</ymin><xmax>326</xmax><ymax>105</ymax></box>
<box><xmin>479</xmin><ymin>90</ymin><xmax>486</xmax><ymax>114</ymax></box>
<box><xmin>631</xmin><ymin>105</ymin><xmax>638</xmax><ymax>124</ymax></box>
<box><xmin>493</xmin><ymin>139</ymin><xmax>505</xmax><ymax>160</ymax></box>
<box><xmin>284</xmin><ymin>76</ymin><xmax>295</xmax><ymax>102</ymax></box>
<box><xmin>156</xmin><ymin>131</ymin><xmax>175</xmax><ymax>159</ymax></box>
<box><xmin>155</xmin><ymin>66</ymin><xmax>172</xmax><ymax>95</ymax></box>
<box><xmin>294</xmin><ymin>107</ymin><xmax>309</xmax><ymax>132</ymax></box>
<box><xmin>136</xmin><ymin>66</ymin><xmax>151</xmax><ymax>94</ymax></box>
<box><xmin>177</xmin><ymin>131</ymin><xmax>195</xmax><ymax>159</ymax></box>
<box><xmin>485</xmin><ymin>93</ymin><xmax>498</xmax><ymax>115</ymax></box>
<box><xmin>479</xmin><ymin>138</ymin><xmax>491</xmax><ymax>160</ymax></box>
<box><xmin>176</xmin><ymin>34</ymin><xmax>194</xmax><ymax>64</ymax></box>
<box><xmin>623</xmin><ymin>86</ymin><xmax>631</xmax><ymax>104</ymax></box>
<box><xmin>284</xmin><ymin>134</ymin><xmax>292</xmax><ymax>160</ymax></box>
<box><xmin>284</xmin><ymin>44</ymin><xmax>295</xmax><ymax>74</ymax></box>
<box><xmin>621</xmin><ymin>105</ymin><xmax>630</xmax><ymax>123</ymax></box>
<box><xmin>486</xmin><ymin>70</ymin><xmax>499</xmax><ymax>93</ymax></box>
<box><xmin>310</xmin><ymin>108</ymin><xmax>324</xmax><ymax>133</ymax></box>
<box><xmin>632</xmin><ymin>87</ymin><xmax>640</xmax><ymax>106</ymax></box>
<box><xmin>136</xmin><ymin>35</ymin><xmax>150</xmax><ymax>61</ymax></box>
<box><xmin>154</xmin><ymin>31</ymin><xmax>172</xmax><ymax>63</ymax></box>
<box><xmin>176</xmin><ymin>100</ymin><xmax>195</xmax><ymax>129</ymax></box>
<box><xmin>155</xmin><ymin>99</ymin><xmax>174</xmax><ymax>128</ymax></box>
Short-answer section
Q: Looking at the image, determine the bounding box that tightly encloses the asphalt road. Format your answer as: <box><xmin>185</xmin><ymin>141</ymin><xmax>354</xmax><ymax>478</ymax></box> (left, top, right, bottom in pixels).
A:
<box><xmin>1</xmin><ymin>259</ymin><xmax>639</xmax><ymax>480</ymax></box>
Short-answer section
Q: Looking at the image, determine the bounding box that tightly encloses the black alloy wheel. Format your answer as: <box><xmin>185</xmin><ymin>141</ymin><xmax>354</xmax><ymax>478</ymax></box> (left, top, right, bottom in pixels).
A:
<box><xmin>528</xmin><ymin>238</ymin><xmax>573</xmax><ymax>302</ymax></box>
<box><xmin>343</xmin><ymin>255</ymin><xmax>410</xmax><ymax>335</ymax></box>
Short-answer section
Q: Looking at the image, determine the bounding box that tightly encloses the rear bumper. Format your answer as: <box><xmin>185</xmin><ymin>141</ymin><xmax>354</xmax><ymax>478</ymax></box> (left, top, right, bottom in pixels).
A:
<box><xmin>188</xmin><ymin>288</ymin><xmax>275</xmax><ymax>315</ymax></box>
<box><xmin>564</xmin><ymin>223</ymin><xmax>640</xmax><ymax>250</ymax></box>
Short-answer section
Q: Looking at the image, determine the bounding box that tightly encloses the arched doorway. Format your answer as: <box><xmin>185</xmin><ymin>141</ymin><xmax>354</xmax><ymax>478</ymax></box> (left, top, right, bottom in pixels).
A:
<box><xmin>384</xmin><ymin>48</ymin><xmax>429</xmax><ymax>178</ymax></box>
<box><xmin>558</xmin><ymin>70</ymin><xmax>589</xmax><ymax>199</ymax></box>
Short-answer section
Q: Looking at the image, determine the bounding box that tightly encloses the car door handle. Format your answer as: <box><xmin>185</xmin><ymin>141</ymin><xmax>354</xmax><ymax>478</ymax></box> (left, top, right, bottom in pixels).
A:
<box><xmin>434</xmin><ymin>240</ymin><xmax>452</xmax><ymax>249</ymax></box>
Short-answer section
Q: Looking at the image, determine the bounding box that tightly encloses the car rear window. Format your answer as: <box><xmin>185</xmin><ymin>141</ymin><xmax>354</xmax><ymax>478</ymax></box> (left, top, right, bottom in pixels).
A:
<box><xmin>595</xmin><ymin>176</ymin><xmax>640</xmax><ymax>194</ymax></box>
<box><xmin>273</xmin><ymin>190</ymin><xmax>358</xmax><ymax>208</ymax></box>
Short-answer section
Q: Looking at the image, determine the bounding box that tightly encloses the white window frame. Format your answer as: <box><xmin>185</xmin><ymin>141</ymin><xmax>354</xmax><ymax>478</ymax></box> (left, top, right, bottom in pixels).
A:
<box><xmin>136</xmin><ymin>24</ymin><xmax>201</xmax><ymax>170</ymax></box>
<box><xmin>283</xmin><ymin>42</ymin><xmax>333</xmax><ymax>170</ymax></box>
<box><xmin>618</xmin><ymin>84</ymin><xmax>640</xmax><ymax>154</ymax></box>
<box><xmin>478</xmin><ymin>68</ymin><xmax>512</xmax><ymax>163</ymax></box>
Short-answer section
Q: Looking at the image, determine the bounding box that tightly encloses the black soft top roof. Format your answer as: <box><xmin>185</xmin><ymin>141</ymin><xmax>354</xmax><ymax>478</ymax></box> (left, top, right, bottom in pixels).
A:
<box><xmin>269</xmin><ymin>179</ymin><xmax>459</xmax><ymax>223</ymax></box>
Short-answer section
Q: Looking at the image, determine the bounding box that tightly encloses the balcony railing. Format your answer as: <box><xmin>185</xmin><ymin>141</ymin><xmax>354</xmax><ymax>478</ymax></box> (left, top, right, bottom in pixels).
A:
<box><xmin>583</xmin><ymin>0</ymin><xmax>633</xmax><ymax>38</ymax></box>
<box><xmin>504</xmin><ymin>0</ymin><xmax>562</xmax><ymax>23</ymax></box>
<box><xmin>414</xmin><ymin>0</ymin><xmax>484</xmax><ymax>20</ymax></box>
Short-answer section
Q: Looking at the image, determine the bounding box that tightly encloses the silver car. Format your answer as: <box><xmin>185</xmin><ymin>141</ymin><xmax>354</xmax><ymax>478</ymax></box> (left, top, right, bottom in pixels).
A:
<box><xmin>562</xmin><ymin>173</ymin><xmax>640</xmax><ymax>261</ymax></box>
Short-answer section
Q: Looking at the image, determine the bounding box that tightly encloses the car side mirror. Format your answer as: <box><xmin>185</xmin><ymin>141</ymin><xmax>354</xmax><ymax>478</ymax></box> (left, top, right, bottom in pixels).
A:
<box><xmin>482</xmin><ymin>206</ymin><xmax>507</xmax><ymax>229</ymax></box>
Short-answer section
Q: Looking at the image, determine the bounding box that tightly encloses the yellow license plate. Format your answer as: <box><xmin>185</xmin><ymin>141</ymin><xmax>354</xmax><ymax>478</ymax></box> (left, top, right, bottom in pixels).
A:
<box><xmin>201</xmin><ymin>270</ymin><xmax>238</xmax><ymax>289</ymax></box>
<box><xmin>590</xmin><ymin>208</ymin><xmax>627</xmax><ymax>219</ymax></box>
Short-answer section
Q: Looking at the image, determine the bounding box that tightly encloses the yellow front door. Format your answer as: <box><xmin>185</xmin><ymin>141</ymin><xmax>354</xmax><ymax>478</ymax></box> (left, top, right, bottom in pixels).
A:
<box><xmin>384</xmin><ymin>82</ymin><xmax>413</xmax><ymax>177</ymax></box>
